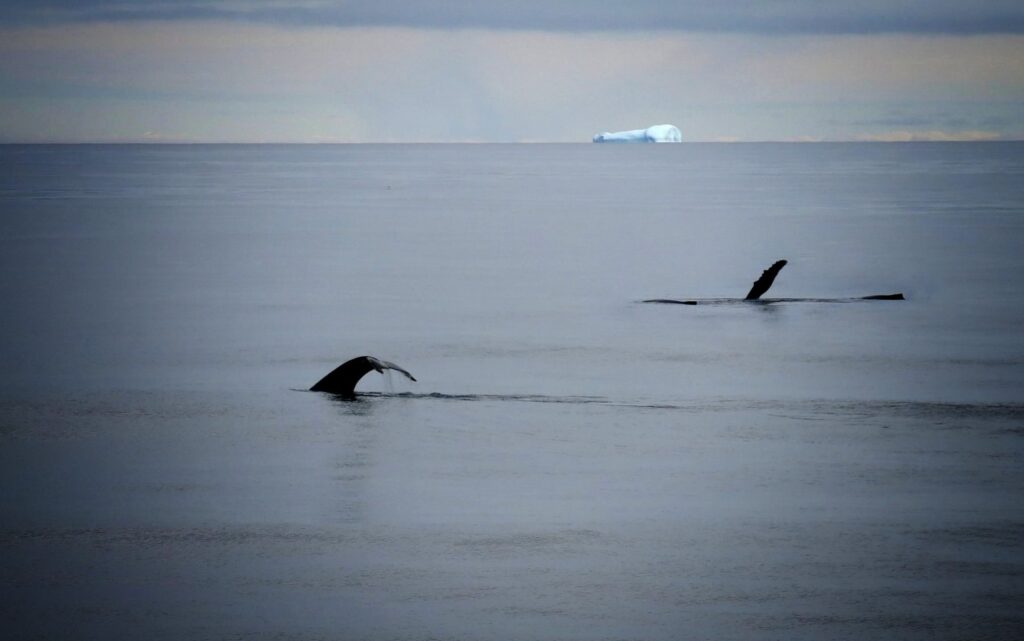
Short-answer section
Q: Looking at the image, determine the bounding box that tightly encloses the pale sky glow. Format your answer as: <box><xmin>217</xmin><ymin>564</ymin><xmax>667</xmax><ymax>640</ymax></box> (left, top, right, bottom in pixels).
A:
<box><xmin>1</xmin><ymin>2</ymin><xmax>1023</xmax><ymax>142</ymax></box>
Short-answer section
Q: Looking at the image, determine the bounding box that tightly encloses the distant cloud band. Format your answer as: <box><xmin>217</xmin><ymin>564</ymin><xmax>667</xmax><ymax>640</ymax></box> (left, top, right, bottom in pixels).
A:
<box><xmin>3</xmin><ymin>0</ymin><xmax>1024</xmax><ymax>34</ymax></box>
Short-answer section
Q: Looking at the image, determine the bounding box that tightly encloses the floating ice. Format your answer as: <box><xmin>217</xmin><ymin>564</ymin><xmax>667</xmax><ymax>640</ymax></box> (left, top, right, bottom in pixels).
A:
<box><xmin>593</xmin><ymin>124</ymin><xmax>681</xmax><ymax>143</ymax></box>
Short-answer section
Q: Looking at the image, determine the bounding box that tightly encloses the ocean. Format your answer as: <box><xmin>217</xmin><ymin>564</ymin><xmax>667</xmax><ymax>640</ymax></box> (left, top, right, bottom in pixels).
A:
<box><xmin>1</xmin><ymin>143</ymin><xmax>1022</xmax><ymax>640</ymax></box>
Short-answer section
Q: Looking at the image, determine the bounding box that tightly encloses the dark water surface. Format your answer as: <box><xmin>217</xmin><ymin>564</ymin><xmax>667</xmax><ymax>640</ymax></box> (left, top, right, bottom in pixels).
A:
<box><xmin>1</xmin><ymin>143</ymin><xmax>1023</xmax><ymax>639</ymax></box>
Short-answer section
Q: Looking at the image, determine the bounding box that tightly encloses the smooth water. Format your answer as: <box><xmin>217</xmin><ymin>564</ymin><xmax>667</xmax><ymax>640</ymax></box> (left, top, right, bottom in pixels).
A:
<box><xmin>1</xmin><ymin>143</ymin><xmax>1023</xmax><ymax>640</ymax></box>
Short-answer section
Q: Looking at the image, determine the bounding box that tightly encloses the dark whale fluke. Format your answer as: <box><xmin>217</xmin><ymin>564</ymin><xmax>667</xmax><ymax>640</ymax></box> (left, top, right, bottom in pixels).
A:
<box><xmin>745</xmin><ymin>260</ymin><xmax>788</xmax><ymax>300</ymax></box>
<box><xmin>311</xmin><ymin>355</ymin><xmax>416</xmax><ymax>398</ymax></box>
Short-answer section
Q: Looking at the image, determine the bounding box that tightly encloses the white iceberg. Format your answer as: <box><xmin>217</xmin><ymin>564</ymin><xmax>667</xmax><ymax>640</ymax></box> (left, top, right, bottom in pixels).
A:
<box><xmin>593</xmin><ymin>124</ymin><xmax>681</xmax><ymax>143</ymax></box>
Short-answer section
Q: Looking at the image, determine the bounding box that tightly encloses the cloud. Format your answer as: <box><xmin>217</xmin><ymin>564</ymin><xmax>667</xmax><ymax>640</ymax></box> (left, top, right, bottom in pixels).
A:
<box><xmin>1</xmin><ymin>22</ymin><xmax>1022</xmax><ymax>142</ymax></box>
<box><xmin>855</xmin><ymin>130</ymin><xmax>1005</xmax><ymax>142</ymax></box>
<box><xmin>848</xmin><ymin>115</ymin><xmax>933</xmax><ymax>128</ymax></box>
<box><xmin>2</xmin><ymin>1</ymin><xmax>1024</xmax><ymax>34</ymax></box>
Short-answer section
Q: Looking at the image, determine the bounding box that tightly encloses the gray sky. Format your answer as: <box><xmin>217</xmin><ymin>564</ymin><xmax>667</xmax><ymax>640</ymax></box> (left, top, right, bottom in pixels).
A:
<box><xmin>1</xmin><ymin>1</ymin><xmax>1023</xmax><ymax>142</ymax></box>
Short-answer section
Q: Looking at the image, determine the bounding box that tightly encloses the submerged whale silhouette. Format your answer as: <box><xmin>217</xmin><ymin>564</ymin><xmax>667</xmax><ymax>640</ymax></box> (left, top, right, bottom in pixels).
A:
<box><xmin>311</xmin><ymin>355</ymin><xmax>416</xmax><ymax>398</ymax></box>
<box><xmin>643</xmin><ymin>259</ymin><xmax>904</xmax><ymax>305</ymax></box>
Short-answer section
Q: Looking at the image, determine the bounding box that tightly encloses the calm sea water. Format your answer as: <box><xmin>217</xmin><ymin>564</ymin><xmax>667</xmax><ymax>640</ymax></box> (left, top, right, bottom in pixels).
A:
<box><xmin>1</xmin><ymin>143</ymin><xmax>1023</xmax><ymax>640</ymax></box>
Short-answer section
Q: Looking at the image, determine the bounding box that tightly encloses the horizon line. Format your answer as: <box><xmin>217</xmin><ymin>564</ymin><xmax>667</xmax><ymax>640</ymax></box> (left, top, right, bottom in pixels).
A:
<box><xmin>3</xmin><ymin>139</ymin><xmax>1023</xmax><ymax>145</ymax></box>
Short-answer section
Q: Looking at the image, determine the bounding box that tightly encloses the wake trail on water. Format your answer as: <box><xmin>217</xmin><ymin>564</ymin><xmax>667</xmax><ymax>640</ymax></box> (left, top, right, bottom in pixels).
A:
<box><xmin>301</xmin><ymin>390</ymin><xmax>1024</xmax><ymax>421</ymax></box>
<box><xmin>359</xmin><ymin>392</ymin><xmax>612</xmax><ymax>405</ymax></box>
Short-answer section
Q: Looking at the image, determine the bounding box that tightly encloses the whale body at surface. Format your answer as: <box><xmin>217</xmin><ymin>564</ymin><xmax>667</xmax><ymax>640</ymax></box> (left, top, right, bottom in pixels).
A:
<box><xmin>593</xmin><ymin>124</ymin><xmax>681</xmax><ymax>143</ymax></box>
<box><xmin>641</xmin><ymin>259</ymin><xmax>905</xmax><ymax>305</ymax></box>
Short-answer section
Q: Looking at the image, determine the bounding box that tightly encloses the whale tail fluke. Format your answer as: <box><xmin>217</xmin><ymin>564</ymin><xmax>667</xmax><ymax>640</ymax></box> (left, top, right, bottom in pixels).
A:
<box><xmin>372</xmin><ymin>358</ymin><xmax>417</xmax><ymax>383</ymax></box>
<box><xmin>311</xmin><ymin>355</ymin><xmax>416</xmax><ymax>397</ymax></box>
<box><xmin>744</xmin><ymin>260</ymin><xmax>788</xmax><ymax>300</ymax></box>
